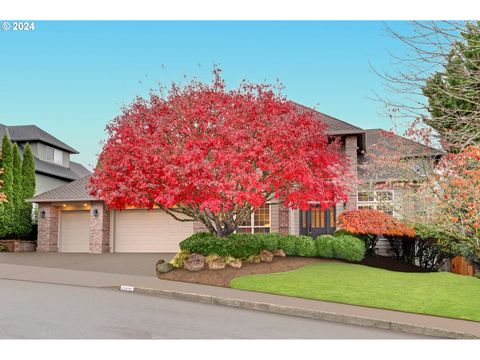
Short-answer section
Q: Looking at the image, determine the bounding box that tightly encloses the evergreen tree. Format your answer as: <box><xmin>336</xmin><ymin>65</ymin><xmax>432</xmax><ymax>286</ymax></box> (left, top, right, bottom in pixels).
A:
<box><xmin>12</xmin><ymin>143</ymin><xmax>23</xmax><ymax>236</ymax></box>
<box><xmin>422</xmin><ymin>22</ymin><xmax>480</xmax><ymax>151</ymax></box>
<box><xmin>0</xmin><ymin>135</ymin><xmax>13</xmax><ymax>238</ymax></box>
<box><xmin>20</xmin><ymin>143</ymin><xmax>35</xmax><ymax>237</ymax></box>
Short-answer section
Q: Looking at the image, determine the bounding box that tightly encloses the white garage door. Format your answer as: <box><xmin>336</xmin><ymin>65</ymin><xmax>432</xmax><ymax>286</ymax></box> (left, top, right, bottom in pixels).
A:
<box><xmin>114</xmin><ymin>209</ymin><xmax>193</xmax><ymax>252</ymax></box>
<box><xmin>59</xmin><ymin>210</ymin><xmax>90</xmax><ymax>252</ymax></box>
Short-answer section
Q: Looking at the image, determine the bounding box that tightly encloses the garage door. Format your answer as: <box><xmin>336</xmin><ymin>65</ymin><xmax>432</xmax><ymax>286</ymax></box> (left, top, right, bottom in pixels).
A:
<box><xmin>114</xmin><ymin>209</ymin><xmax>193</xmax><ymax>252</ymax></box>
<box><xmin>59</xmin><ymin>210</ymin><xmax>90</xmax><ymax>252</ymax></box>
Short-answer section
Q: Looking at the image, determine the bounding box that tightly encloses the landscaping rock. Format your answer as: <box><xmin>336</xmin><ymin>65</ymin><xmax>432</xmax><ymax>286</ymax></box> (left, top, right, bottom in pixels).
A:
<box><xmin>260</xmin><ymin>250</ymin><xmax>274</xmax><ymax>263</ymax></box>
<box><xmin>184</xmin><ymin>253</ymin><xmax>205</xmax><ymax>271</ymax></box>
<box><xmin>228</xmin><ymin>259</ymin><xmax>243</xmax><ymax>268</ymax></box>
<box><xmin>272</xmin><ymin>249</ymin><xmax>286</xmax><ymax>257</ymax></box>
<box><xmin>156</xmin><ymin>261</ymin><xmax>173</xmax><ymax>275</ymax></box>
<box><xmin>207</xmin><ymin>258</ymin><xmax>226</xmax><ymax>270</ymax></box>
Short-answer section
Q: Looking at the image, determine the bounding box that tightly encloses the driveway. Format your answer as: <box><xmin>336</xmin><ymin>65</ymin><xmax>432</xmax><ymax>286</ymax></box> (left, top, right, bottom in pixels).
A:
<box><xmin>0</xmin><ymin>253</ymin><xmax>173</xmax><ymax>277</ymax></box>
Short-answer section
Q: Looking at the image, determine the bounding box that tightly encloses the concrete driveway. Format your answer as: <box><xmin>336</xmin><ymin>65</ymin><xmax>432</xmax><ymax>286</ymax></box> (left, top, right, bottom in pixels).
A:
<box><xmin>0</xmin><ymin>253</ymin><xmax>174</xmax><ymax>277</ymax></box>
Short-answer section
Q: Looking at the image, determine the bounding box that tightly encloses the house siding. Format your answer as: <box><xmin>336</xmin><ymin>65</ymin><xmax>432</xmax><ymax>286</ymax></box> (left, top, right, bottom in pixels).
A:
<box><xmin>35</xmin><ymin>173</ymin><xmax>69</xmax><ymax>195</ymax></box>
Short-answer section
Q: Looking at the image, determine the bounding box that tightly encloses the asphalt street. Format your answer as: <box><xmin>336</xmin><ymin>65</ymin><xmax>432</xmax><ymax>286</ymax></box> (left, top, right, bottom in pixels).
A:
<box><xmin>0</xmin><ymin>279</ymin><xmax>432</xmax><ymax>339</ymax></box>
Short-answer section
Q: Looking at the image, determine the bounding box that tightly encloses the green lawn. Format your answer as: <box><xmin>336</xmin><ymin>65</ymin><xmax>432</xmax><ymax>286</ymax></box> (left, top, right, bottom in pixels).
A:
<box><xmin>230</xmin><ymin>262</ymin><xmax>480</xmax><ymax>321</ymax></box>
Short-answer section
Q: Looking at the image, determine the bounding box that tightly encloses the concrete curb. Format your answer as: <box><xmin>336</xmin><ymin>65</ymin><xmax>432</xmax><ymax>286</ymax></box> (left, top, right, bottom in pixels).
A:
<box><xmin>127</xmin><ymin>286</ymin><xmax>478</xmax><ymax>339</ymax></box>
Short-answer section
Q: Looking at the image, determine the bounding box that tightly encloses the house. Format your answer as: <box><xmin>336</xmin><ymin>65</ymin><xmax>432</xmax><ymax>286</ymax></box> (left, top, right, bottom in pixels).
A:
<box><xmin>29</xmin><ymin>104</ymin><xmax>439</xmax><ymax>253</ymax></box>
<box><xmin>0</xmin><ymin>124</ymin><xmax>91</xmax><ymax>195</ymax></box>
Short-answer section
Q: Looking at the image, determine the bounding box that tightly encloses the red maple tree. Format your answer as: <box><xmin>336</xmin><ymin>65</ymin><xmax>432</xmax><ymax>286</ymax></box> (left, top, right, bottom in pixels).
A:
<box><xmin>90</xmin><ymin>69</ymin><xmax>352</xmax><ymax>236</ymax></box>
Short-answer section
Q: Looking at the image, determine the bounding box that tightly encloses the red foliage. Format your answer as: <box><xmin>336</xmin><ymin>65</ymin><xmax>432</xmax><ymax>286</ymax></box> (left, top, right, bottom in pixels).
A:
<box><xmin>89</xmin><ymin>68</ymin><xmax>352</xmax><ymax>217</ymax></box>
<box><xmin>338</xmin><ymin>209</ymin><xmax>416</xmax><ymax>238</ymax></box>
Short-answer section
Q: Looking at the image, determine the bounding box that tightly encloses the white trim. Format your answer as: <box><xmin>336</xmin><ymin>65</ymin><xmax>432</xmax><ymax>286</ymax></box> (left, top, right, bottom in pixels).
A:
<box><xmin>238</xmin><ymin>203</ymin><xmax>272</xmax><ymax>234</ymax></box>
<box><xmin>357</xmin><ymin>190</ymin><xmax>396</xmax><ymax>216</ymax></box>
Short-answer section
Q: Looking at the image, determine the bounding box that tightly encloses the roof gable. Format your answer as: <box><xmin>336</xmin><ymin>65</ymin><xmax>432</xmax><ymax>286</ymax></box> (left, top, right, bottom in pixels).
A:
<box><xmin>0</xmin><ymin>124</ymin><xmax>78</xmax><ymax>153</ymax></box>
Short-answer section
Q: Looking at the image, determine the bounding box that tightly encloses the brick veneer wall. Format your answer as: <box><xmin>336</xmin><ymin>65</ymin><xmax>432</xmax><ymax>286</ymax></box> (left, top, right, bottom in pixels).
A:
<box><xmin>343</xmin><ymin>135</ymin><xmax>358</xmax><ymax>212</ymax></box>
<box><xmin>37</xmin><ymin>203</ymin><xmax>59</xmax><ymax>252</ymax></box>
<box><xmin>89</xmin><ymin>201</ymin><xmax>110</xmax><ymax>253</ymax></box>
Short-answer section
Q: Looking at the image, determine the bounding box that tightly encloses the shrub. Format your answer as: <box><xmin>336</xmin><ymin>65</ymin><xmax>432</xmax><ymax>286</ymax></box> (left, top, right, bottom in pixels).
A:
<box><xmin>227</xmin><ymin>233</ymin><xmax>264</xmax><ymax>259</ymax></box>
<box><xmin>334</xmin><ymin>234</ymin><xmax>366</xmax><ymax>262</ymax></box>
<box><xmin>296</xmin><ymin>235</ymin><xmax>317</xmax><ymax>257</ymax></box>
<box><xmin>315</xmin><ymin>235</ymin><xmax>336</xmax><ymax>258</ymax></box>
<box><xmin>180</xmin><ymin>232</ymin><xmax>264</xmax><ymax>259</ymax></box>
<box><xmin>386</xmin><ymin>223</ymin><xmax>477</xmax><ymax>271</ymax></box>
<box><xmin>0</xmin><ymin>243</ymin><xmax>8</xmax><ymax>252</ymax></box>
<box><xmin>255</xmin><ymin>233</ymin><xmax>281</xmax><ymax>252</ymax></box>
<box><xmin>169</xmin><ymin>250</ymin><xmax>190</xmax><ymax>268</ymax></box>
<box><xmin>246</xmin><ymin>255</ymin><xmax>262</xmax><ymax>263</ymax></box>
<box><xmin>278</xmin><ymin>235</ymin><xmax>297</xmax><ymax>256</ymax></box>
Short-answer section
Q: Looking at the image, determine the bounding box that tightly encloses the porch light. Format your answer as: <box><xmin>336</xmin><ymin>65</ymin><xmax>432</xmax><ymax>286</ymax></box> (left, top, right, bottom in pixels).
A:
<box><xmin>40</xmin><ymin>210</ymin><xmax>46</xmax><ymax>219</ymax></box>
<box><xmin>92</xmin><ymin>209</ymin><xmax>99</xmax><ymax>217</ymax></box>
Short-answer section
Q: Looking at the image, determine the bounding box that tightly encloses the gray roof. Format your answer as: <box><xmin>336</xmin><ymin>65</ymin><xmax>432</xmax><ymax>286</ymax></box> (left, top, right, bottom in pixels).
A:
<box><xmin>0</xmin><ymin>123</ymin><xmax>78</xmax><ymax>153</ymax></box>
<box><xmin>358</xmin><ymin>129</ymin><xmax>444</xmax><ymax>181</ymax></box>
<box><xmin>291</xmin><ymin>102</ymin><xmax>366</xmax><ymax>151</ymax></box>
<box><xmin>28</xmin><ymin>176</ymin><xmax>97</xmax><ymax>203</ymax></box>
<box><xmin>364</xmin><ymin>129</ymin><xmax>444</xmax><ymax>158</ymax></box>
<box><xmin>35</xmin><ymin>158</ymin><xmax>91</xmax><ymax>180</ymax></box>
<box><xmin>292</xmin><ymin>102</ymin><xmax>365</xmax><ymax>135</ymax></box>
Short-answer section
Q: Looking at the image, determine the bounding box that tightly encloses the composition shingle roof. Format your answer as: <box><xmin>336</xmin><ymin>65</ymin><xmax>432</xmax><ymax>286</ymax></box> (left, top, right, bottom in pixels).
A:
<box><xmin>364</xmin><ymin>129</ymin><xmax>444</xmax><ymax>158</ymax></box>
<box><xmin>358</xmin><ymin>129</ymin><xmax>444</xmax><ymax>181</ymax></box>
<box><xmin>291</xmin><ymin>102</ymin><xmax>365</xmax><ymax>135</ymax></box>
<box><xmin>28</xmin><ymin>176</ymin><xmax>97</xmax><ymax>203</ymax></box>
<box><xmin>35</xmin><ymin>158</ymin><xmax>91</xmax><ymax>180</ymax></box>
<box><xmin>0</xmin><ymin>123</ymin><xmax>79</xmax><ymax>153</ymax></box>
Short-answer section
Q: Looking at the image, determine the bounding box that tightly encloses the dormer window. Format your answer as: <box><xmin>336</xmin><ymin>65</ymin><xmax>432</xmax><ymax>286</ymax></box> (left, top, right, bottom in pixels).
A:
<box><xmin>46</xmin><ymin>146</ymin><xmax>63</xmax><ymax>166</ymax></box>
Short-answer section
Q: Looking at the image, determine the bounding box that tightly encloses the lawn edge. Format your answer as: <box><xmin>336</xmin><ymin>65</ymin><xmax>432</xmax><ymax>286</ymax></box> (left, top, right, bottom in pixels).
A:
<box><xmin>127</xmin><ymin>286</ymin><xmax>478</xmax><ymax>339</ymax></box>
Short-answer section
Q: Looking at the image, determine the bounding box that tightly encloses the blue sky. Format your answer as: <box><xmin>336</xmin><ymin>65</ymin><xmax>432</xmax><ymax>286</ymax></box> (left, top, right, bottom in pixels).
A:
<box><xmin>0</xmin><ymin>21</ymin><xmax>412</xmax><ymax>168</ymax></box>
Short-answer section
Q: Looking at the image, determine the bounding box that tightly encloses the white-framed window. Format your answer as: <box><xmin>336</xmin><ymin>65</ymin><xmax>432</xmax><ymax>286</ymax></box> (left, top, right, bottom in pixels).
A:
<box><xmin>238</xmin><ymin>203</ymin><xmax>271</xmax><ymax>234</ymax></box>
<box><xmin>46</xmin><ymin>146</ymin><xmax>63</xmax><ymax>166</ymax></box>
<box><xmin>357</xmin><ymin>190</ymin><xmax>395</xmax><ymax>216</ymax></box>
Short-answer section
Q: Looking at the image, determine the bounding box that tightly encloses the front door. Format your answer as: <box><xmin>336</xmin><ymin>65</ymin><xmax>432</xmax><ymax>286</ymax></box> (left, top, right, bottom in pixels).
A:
<box><xmin>300</xmin><ymin>206</ymin><xmax>336</xmax><ymax>238</ymax></box>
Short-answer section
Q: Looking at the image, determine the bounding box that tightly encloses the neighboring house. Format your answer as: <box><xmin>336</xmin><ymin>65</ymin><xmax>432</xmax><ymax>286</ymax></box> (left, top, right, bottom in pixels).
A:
<box><xmin>29</xmin><ymin>104</ymin><xmax>440</xmax><ymax>253</ymax></box>
<box><xmin>0</xmin><ymin>124</ymin><xmax>91</xmax><ymax>195</ymax></box>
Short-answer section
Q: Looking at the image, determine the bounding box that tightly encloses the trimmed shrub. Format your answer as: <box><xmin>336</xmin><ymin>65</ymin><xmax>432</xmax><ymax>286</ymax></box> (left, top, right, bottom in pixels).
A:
<box><xmin>334</xmin><ymin>234</ymin><xmax>366</xmax><ymax>262</ymax></box>
<box><xmin>255</xmin><ymin>233</ymin><xmax>281</xmax><ymax>252</ymax></box>
<box><xmin>227</xmin><ymin>233</ymin><xmax>264</xmax><ymax>259</ymax></box>
<box><xmin>278</xmin><ymin>235</ymin><xmax>297</xmax><ymax>256</ymax></box>
<box><xmin>180</xmin><ymin>232</ymin><xmax>264</xmax><ymax>259</ymax></box>
<box><xmin>296</xmin><ymin>235</ymin><xmax>317</xmax><ymax>257</ymax></box>
<box><xmin>315</xmin><ymin>235</ymin><xmax>336</xmax><ymax>258</ymax></box>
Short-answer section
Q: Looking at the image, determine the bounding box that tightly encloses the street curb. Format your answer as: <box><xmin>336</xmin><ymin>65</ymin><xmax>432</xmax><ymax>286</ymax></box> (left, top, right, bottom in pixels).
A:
<box><xmin>127</xmin><ymin>286</ymin><xmax>478</xmax><ymax>339</ymax></box>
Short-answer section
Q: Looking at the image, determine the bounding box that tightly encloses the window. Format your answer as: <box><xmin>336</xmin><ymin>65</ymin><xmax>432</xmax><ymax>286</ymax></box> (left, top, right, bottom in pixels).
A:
<box><xmin>238</xmin><ymin>204</ymin><xmax>271</xmax><ymax>234</ymax></box>
<box><xmin>46</xmin><ymin>146</ymin><xmax>63</xmax><ymax>166</ymax></box>
<box><xmin>357</xmin><ymin>190</ymin><xmax>394</xmax><ymax>216</ymax></box>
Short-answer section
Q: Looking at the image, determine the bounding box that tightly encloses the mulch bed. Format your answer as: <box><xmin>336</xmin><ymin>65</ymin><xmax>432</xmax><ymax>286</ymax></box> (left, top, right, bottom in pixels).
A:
<box><xmin>360</xmin><ymin>254</ymin><xmax>430</xmax><ymax>273</ymax></box>
<box><xmin>157</xmin><ymin>256</ymin><xmax>333</xmax><ymax>287</ymax></box>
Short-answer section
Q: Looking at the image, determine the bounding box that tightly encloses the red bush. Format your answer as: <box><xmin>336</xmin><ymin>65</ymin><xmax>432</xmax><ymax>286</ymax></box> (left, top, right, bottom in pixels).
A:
<box><xmin>338</xmin><ymin>209</ymin><xmax>415</xmax><ymax>238</ymax></box>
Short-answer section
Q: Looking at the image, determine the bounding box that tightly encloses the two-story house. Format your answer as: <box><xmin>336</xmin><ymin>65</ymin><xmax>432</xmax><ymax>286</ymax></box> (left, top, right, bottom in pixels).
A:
<box><xmin>29</xmin><ymin>103</ymin><xmax>440</xmax><ymax>253</ymax></box>
<box><xmin>0</xmin><ymin>124</ymin><xmax>91</xmax><ymax>195</ymax></box>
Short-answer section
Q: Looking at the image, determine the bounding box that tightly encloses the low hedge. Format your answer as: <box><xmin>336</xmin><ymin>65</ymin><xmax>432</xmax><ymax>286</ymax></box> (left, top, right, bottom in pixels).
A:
<box><xmin>180</xmin><ymin>231</ymin><xmax>365</xmax><ymax>262</ymax></box>
<box><xmin>296</xmin><ymin>236</ymin><xmax>317</xmax><ymax>257</ymax></box>
<box><xmin>316</xmin><ymin>234</ymin><xmax>366</xmax><ymax>262</ymax></box>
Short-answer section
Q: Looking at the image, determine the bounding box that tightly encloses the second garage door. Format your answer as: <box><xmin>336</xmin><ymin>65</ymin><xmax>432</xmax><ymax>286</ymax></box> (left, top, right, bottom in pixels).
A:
<box><xmin>114</xmin><ymin>209</ymin><xmax>194</xmax><ymax>252</ymax></box>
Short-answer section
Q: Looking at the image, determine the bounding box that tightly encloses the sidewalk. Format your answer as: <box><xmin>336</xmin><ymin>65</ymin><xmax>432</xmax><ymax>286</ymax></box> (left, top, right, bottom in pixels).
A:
<box><xmin>1</xmin><ymin>262</ymin><xmax>479</xmax><ymax>339</ymax></box>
